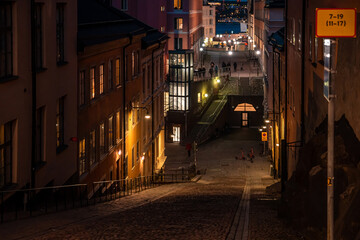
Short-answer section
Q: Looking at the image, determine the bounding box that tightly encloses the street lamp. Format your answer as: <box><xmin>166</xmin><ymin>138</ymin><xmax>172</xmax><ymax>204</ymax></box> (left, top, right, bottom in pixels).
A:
<box><xmin>256</xmin><ymin>50</ymin><xmax>261</xmax><ymax>55</ymax></box>
<box><xmin>228</xmin><ymin>51</ymin><xmax>233</xmax><ymax>56</ymax></box>
<box><xmin>132</xmin><ymin>104</ymin><xmax>151</xmax><ymax>119</ymax></box>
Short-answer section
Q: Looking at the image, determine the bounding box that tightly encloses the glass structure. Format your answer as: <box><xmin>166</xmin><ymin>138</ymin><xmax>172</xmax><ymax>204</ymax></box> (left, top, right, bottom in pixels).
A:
<box><xmin>168</xmin><ymin>50</ymin><xmax>193</xmax><ymax>111</ymax></box>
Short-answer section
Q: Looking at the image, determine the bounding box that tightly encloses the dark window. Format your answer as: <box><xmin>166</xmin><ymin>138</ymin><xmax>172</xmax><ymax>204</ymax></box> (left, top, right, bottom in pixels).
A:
<box><xmin>136</xmin><ymin>141</ymin><xmax>139</xmax><ymax>161</ymax></box>
<box><xmin>35</xmin><ymin>107</ymin><xmax>45</xmax><ymax>165</ymax></box>
<box><xmin>0</xmin><ymin>121</ymin><xmax>13</xmax><ymax>187</ymax></box>
<box><xmin>56</xmin><ymin>4</ymin><xmax>65</xmax><ymax>64</ymax></box>
<box><xmin>35</xmin><ymin>4</ymin><xmax>43</xmax><ymax>69</ymax></box>
<box><xmin>56</xmin><ymin>96</ymin><xmax>65</xmax><ymax>151</ymax></box>
<box><xmin>79</xmin><ymin>71</ymin><xmax>85</xmax><ymax>105</ymax></box>
<box><xmin>131</xmin><ymin>147</ymin><xmax>134</xmax><ymax>168</ymax></box>
<box><xmin>89</xmin><ymin>130</ymin><xmax>96</xmax><ymax>165</ymax></box>
<box><xmin>99</xmin><ymin>123</ymin><xmax>105</xmax><ymax>157</ymax></box>
<box><xmin>174</xmin><ymin>38</ymin><xmax>182</xmax><ymax>50</ymax></box>
<box><xmin>121</xmin><ymin>0</ymin><xmax>128</xmax><ymax>10</ymax></box>
<box><xmin>108</xmin><ymin>116</ymin><xmax>114</xmax><ymax>150</ymax></box>
<box><xmin>0</xmin><ymin>3</ymin><xmax>13</xmax><ymax>79</ymax></box>
<box><xmin>142</xmin><ymin>67</ymin><xmax>146</xmax><ymax>94</ymax></box>
<box><xmin>108</xmin><ymin>60</ymin><xmax>113</xmax><ymax>90</ymax></box>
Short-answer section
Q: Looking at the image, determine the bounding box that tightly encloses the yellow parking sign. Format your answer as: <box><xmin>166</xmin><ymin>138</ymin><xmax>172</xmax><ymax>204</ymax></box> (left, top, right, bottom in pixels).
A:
<box><xmin>261</xmin><ymin>132</ymin><xmax>267</xmax><ymax>142</ymax></box>
<box><xmin>316</xmin><ymin>8</ymin><xmax>357</xmax><ymax>38</ymax></box>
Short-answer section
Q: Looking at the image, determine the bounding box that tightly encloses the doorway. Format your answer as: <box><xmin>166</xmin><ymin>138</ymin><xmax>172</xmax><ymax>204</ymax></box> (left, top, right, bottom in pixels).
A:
<box><xmin>173</xmin><ymin>126</ymin><xmax>181</xmax><ymax>142</ymax></box>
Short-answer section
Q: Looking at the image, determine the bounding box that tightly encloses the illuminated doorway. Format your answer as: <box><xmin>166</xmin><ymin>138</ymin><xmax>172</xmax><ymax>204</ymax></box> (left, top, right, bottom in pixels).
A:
<box><xmin>173</xmin><ymin>126</ymin><xmax>181</xmax><ymax>142</ymax></box>
<box><xmin>242</xmin><ymin>112</ymin><xmax>248</xmax><ymax>127</ymax></box>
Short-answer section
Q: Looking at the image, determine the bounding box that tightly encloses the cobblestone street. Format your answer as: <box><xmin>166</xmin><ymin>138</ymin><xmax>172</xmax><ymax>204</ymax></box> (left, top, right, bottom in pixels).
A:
<box><xmin>0</xmin><ymin>129</ymin><xmax>304</xmax><ymax>240</ymax></box>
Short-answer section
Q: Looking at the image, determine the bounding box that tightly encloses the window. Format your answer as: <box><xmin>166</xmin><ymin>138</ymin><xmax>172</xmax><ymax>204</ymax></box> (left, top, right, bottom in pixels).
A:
<box><xmin>56</xmin><ymin>96</ymin><xmax>65</xmax><ymax>151</ymax></box>
<box><xmin>161</xmin><ymin>26</ymin><xmax>165</xmax><ymax>32</ymax></box>
<box><xmin>161</xmin><ymin>6</ymin><xmax>165</xmax><ymax>11</ymax></box>
<box><xmin>35</xmin><ymin>4</ymin><xmax>43</xmax><ymax>69</ymax></box>
<box><xmin>174</xmin><ymin>38</ymin><xmax>183</xmax><ymax>50</ymax></box>
<box><xmin>210</xmin><ymin>28</ymin><xmax>213</xmax><ymax>34</ymax></box>
<box><xmin>197</xmin><ymin>93</ymin><xmax>202</xmax><ymax>103</ymax></box>
<box><xmin>0</xmin><ymin>3</ymin><xmax>13</xmax><ymax>79</ymax></box>
<box><xmin>210</xmin><ymin>19</ymin><xmax>213</xmax><ymax>25</ymax></box>
<box><xmin>108</xmin><ymin>116</ymin><xmax>114</xmax><ymax>150</ymax></box>
<box><xmin>175</xmin><ymin>18</ymin><xmax>183</xmax><ymax>30</ymax></box>
<box><xmin>99</xmin><ymin>123</ymin><xmax>105</xmax><ymax>156</ymax></box>
<box><xmin>79</xmin><ymin>71</ymin><xmax>85</xmax><ymax>105</ymax></box>
<box><xmin>99</xmin><ymin>64</ymin><xmax>104</xmax><ymax>94</ymax></box>
<box><xmin>89</xmin><ymin>130</ymin><xmax>96</xmax><ymax>166</ymax></box>
<box><xmin>143</xmin><ymin>67</ymin><xmax>146</xmax><ymax>94</ymax></box>
<box><xmin>121</xmin><ymin>0</ymin><xmax>128</xmax><ymax>10</ymax></box>
<box><xmin>242</xmin><ymin>113</ymin><xmax>248</xmax><ymax>127</ymax></box>
<box><xmin>174</xmin><ymin>0</ymin><xmax>182</xmax><ymax>9</ymax></box>
<box><xmin>35</xmin><ymin>107</ymin><xmax>45</xmax><ymax>165</ymax></box>
<box><xmin>131</xmin><ymin>52</ymin><xmax>135</xmax><ymax>77</ymax></box>
<box><xmin>298</xmin><ymin>20</ymin><xmax>301</xmax><ymax>51</ymax></box>
<box><xmin>79</xmin><ymin>138</ymin><xmax>86</xmax><ymax>175</ymax></box>
<box><xmin>115</xmin><ymin>58</ymin><xmax>120</xmax><ymax>86</ymax></box>
<box><xmin>90</xmin><ymin>67</ymin><xmax>95</xmax><ymax>99</ymax></box>
<box><xmin>209</xmin><ymin>10</ymin><xmax>212</xmax><ymax>16</ymax></box>
<box><xmin>314</xmin><ymin>37</ymin><xmax>318</xmax><ymax>62</ymax></box>
<box><xmin>131</xmin><ymin>146</ymin><xmax>135</xmax><ymax>168</ymax></box>
<box><xmin>0</xmin><ymin>121</ymin><xmax>13</xmax><ymax>187</ymax></box>
<box><xmin>108</xmin><ymin>60</ymin><xmax>113</xmax><ymax>90</ymax></box>
<box><xmin>116</xmin><ymin>111</ymin><xmax>121</xmax><ymax>144</ymax></box>
<box><xmin>56</xmin><ymin>4</ymin><xmax>65</xmax><ymax>63</ymax></box>
<box><xmin>136</xmin><ymin>141</ymin><xmax>139</xmax><ymax>161</ymax></box>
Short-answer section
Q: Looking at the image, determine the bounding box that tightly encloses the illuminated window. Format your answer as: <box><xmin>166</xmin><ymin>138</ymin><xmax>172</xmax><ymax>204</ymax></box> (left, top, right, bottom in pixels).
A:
<box><xmin>161</xmin><ymin>6</ymin><xmax>165</xmax><ymax>11</ymax></box>
<box><xmin>175</xmin><ymin>18</ymin><xmax>183</xmax><ymax>30</ymax></box>
<box><xmin>115</xmin><ymin>58</ymin><xmax>120</xmax><ymax>86</ymax></box>
<box><xmin>79</xmin><ymin>138</ymin><xmax>86</xmax><ymax>175</ymax></box>
<box><xmin>99</xmin><ymin>64</ymin><xmax>104</xmax><ymax>94</ymax></box>
<box><xmin>90</xmin><ymin>67</ymin><xmax>95</xmax><ymax>99</ymax></box>
<box><xmin>174</xmin><ymin>0</ymin><xmax>182</xmax><ymax>9</ymax></box>
<box><xmin>197</xmin><ymin>93</ymin><xmax>202</xmax><ymax>103</ymax></box>
<box><xmin>161</xmin><ymin>26</ymin><xmax>165</xmax><ymax>32</ymax></box>
<box><xmin>292</xmin><ymin>18</ymin><xmax>295</xmax><ymax>46</ymax></box>
<box><xmin>298</xmin><ymin>20</ymin><xmax>301</xmax><ymax>51</ymax></box>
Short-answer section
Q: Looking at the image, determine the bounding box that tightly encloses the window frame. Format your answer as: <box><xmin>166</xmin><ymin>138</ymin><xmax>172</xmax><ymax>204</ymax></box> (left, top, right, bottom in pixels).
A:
<box><xmin>0</xmin><ymin>121</ymin><xmax>13</xmax><ymax>187</ymax></box>
<box><xmin>0</xmin><ymin>3</ymin><xmax>13</xmax><ymax>79</ymax></box>
<box><xmin>56</xmin><ymin>96</ymin><xmax>65</xmax><ymax>152</ymax></box>
<box><xmin>56</xmin><ymin>3</ymin><xmax>65</xmax><ymax>64</ymax></box>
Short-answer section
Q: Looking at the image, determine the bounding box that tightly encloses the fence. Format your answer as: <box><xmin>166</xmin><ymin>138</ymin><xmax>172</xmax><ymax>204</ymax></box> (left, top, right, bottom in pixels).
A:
<box><xmin>0</xmin><ymin>172</ymin><xmax>192</xmax><ymax>224</ymax></box>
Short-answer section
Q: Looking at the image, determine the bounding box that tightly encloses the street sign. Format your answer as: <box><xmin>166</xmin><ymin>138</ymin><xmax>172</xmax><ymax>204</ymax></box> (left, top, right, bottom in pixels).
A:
<box><xmin>261</xmin><ymin>132</ymin><xmax>267</xmax><ymax>142</ymax></box>
<box><xmin>316</xmin><ymin>8</ymin><xmax>357</xmax><ymax>38</ymax></box>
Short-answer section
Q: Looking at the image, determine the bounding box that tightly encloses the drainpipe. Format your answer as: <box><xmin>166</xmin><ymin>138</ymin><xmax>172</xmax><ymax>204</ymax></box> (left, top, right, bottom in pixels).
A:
<box><xmin>30</xmin><ymin>0</ymin><xmax>36</xmax><ymax>188</ymax></box>
<box><xmin>123</xmin><ymin>36</ymin><xmax>132</xmax><ymax>182</ymax></box>
<box><xmin>282</xmin><ymin>0</ymin><xmax>288</xmax><ymax>193</ymax></box>
<box><xmin>300</xmin><ymin>0</ymin><xmax>306</xmax><ymax>146</ymax></box>
<box><xmin>151</xmin><ymin>41</ymin><xmax>162</xmax><ymax>178</ymax></box>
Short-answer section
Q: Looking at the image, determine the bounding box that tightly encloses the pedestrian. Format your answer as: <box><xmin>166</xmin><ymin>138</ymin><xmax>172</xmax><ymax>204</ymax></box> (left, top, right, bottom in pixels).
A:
<box><xmin>186</xmin><ymin>143</ymin><xmax>192</xmax><ymax>157</ymax></box>
<box><xmin>215</xmin><ymin>65</ymin><xmax>218</xmax><ymax>75</ymax></box>
<box><xmin>248</xmin><ymin>147</ymin><xmax>254</xmax><ymax>163</ymax></box>
<box><xmin>209</xmin><ymin>67</ymin><xmax>214</xmax><ymax>78</ymax></box>
<box><xmin>233</xmin><ymin>62</ymin><xmax>237</xmax><ymax>72</ymax></box>
<box><xmin>227</xmin><ymin>62</ymin><xmax>231</xmax><ymax>72</ymax></box>
<box><xmin>202</xmin><ymin>67</ymin><xmax>206</xmax><ymax>77</ymax></box>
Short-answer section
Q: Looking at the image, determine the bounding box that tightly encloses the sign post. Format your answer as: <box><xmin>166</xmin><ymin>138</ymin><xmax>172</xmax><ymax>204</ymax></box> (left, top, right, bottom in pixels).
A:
<box><xmin>316</xmin><ymin>8</ymin><xmax>356</xmax><ymax>240</ymax></box>
<box><xmin>262</xmin><ymin>132</ymin><xmax>267</xmax><ymax>156</ymax></box>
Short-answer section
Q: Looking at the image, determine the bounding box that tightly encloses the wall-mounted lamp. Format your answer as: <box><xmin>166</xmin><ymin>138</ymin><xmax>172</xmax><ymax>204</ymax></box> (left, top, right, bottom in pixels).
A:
<box><xmin>132</xmin><ymin>103</ymin><xmax>151</xmax><ymax>119</ymax></box>
<box><xmin>204</xmin><ymin>93</ymin><xmax>209</xmax><ymax>98</ymax></box>
<box><xmin>117</xmin><ymin>150</ymin><xmax>122</xmax><ymax>156</ymax></box>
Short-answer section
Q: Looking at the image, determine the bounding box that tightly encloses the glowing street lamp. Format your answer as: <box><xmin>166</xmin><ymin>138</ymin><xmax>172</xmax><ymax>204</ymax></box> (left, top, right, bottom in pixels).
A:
<box><xmin>265</xmin><ymin>119</ymin><xmax>270</xmax><ymax>123</ymax></box>
<box><xmin>228</xmin><ymin>51</ymin><xmax>233</xmax><ymax>55</ymax></box>
<box><xmin>200</xmin><ymin>47</ymin><xmax>204</xmax><ymax>52</ymax></box>
<box><xmin>256</xmin><ymin>50</ymin><xmax>261</xmax><ymax>55</ymax></box>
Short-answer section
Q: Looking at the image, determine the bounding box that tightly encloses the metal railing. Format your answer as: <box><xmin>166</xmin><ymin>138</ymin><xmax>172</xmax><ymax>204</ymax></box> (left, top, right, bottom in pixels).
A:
<box><xmin>0</xmin><ymin>172</ymin><xmax>192</xmax><ymax>224</ymax></box>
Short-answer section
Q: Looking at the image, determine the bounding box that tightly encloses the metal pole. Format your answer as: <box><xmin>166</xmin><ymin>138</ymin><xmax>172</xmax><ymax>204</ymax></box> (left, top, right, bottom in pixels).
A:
<box><xmin>327</xmin><ymin>94</ymin><xmax>334</xmax><ymax>240</ymax></box>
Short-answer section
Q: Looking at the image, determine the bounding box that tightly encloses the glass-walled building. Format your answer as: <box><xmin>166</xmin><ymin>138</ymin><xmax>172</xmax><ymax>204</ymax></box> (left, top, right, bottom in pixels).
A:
<box><xmin>168</xmin><ymin>50</ymin><xmax>193</xmax><ymax>111</ymax></box>
<box><xmin>166</xmin><ymin>50</ymin><xmax>194</xmax><ymax>143</ymax></box>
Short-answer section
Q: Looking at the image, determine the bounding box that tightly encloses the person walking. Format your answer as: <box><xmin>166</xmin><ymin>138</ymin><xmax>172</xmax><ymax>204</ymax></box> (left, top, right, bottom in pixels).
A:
<box><xmin>186</xmin><ymin>143</ymin><xmax>192</xmax><ymax>157</ymax></box>
<box><xmin>209</xmin><ymin>67</ymin><xmax>214</xmax><ymax>78</ymax></box>
<box><xmin>248</xmin><ymin>147</ymin><xmax>254</xmax><ymax>163</ymax></box>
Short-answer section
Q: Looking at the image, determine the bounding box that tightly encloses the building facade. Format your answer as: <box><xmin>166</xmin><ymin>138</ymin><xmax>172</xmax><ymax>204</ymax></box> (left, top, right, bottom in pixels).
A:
<box><xmin>0</xmin><ymin>0</ymin><xmax>78</xmax><ymax>191</ymax></box>
<box><xmin>202</xmin><ymin>3</ymin><xmax>216</xmax><ymax>39</ymax></box>
<box><xmin>77</xmin><ymin>0</ymin><xmax>167</xmax><ymax>185</ymax></box>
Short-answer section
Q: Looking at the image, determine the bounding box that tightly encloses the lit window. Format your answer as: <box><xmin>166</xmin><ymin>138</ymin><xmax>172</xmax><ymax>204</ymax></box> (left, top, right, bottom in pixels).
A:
<box><xmin>90</xmin><ymin>67</ymin><xmax>95</xmax><ymax>99</ymax></box>
<box><xmin>174</xmin><ymin>0</ymin><xmax>182</xmax><ymax>9</ymax></box>
<box><xmin>161</xmin><ymin>26</ymin><xmax>165</xmax><ymax>32</ymax></box>
<box><xmin>161</xmin><ymin>6</ymin><xmax>165</xmax><ymax>11</ymax></box>
<box><xmin>292</xmin><ymin>18</ymin><xmax>295</xmax><ymax>46</ymax></box>
<box><xmin>115</xmin><ymin>58</ymin><xmax>120</xmax><ymax>86</ymax></box>
<box><xmin>197</xmin><ymin>93</ymin><xmax>202</xmax><ymax>103</ymax></box>
<box><xmin>298</xmin><ymin>20</ymin><xmax>301</xmax><ymax>51</ymax></box>
<box><xmin>79</xmin><ymin>138</ymin><xmax>86</xmax><ymax>175</ymax></box>
<box><xmin>175</xmin><ymin>18</ymin><xmax>183</xmax><ymax>30</ymax></box>
<box><xmin>99</xmin><ymin>64</ymin><xmax>104</xmax><ymax>94</ymax></box>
